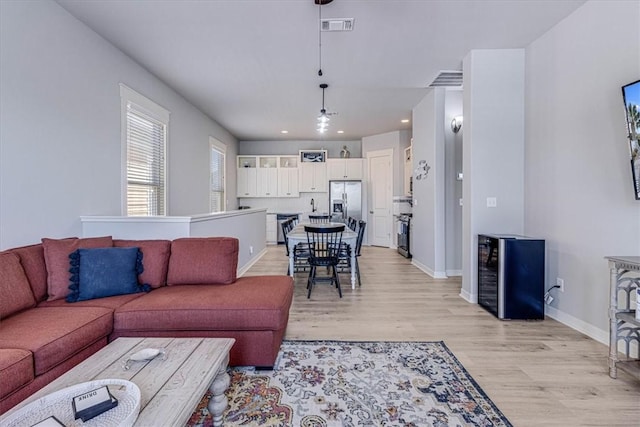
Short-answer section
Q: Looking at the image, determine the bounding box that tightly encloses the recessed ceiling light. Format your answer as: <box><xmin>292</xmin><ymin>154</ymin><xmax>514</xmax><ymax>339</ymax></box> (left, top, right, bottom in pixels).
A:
<box><xmin>337</xmin><ymin>130</ymin><xmax>344</xmax><ymax>134</ymax></box>
<box><xmin>280</xmin><ymin>130</ymin><xmax>289</xmax><ymax>134</ymax></box>
<box><xmin>401</xmin><ymin>119</ymin><xmax>410</xmax><ymax>123</ymax></box>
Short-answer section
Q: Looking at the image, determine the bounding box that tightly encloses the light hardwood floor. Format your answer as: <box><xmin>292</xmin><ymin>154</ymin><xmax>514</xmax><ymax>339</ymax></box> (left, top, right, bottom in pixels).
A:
<box><xmin>245</xmin><ymin>245</ymin><xmax>640</xmax><ymax>427</ymax></box>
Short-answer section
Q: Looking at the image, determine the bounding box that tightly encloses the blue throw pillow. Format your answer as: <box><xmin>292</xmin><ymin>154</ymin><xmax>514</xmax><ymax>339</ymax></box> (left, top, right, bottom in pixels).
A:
<box><xmin>66</xmin><ymin>247</ymin><xmax>151</xmax><ymax>302</ymax></box>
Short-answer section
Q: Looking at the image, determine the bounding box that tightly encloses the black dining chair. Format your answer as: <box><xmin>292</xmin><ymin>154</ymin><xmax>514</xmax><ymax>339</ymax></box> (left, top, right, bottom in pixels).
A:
<box><xmin>337</xmin><ymin>220</ymin><xmax>366</xmax><ymax>287</ymax></box>
<box><xmin>309</xmin><ymin>214</ymin><xmax>331</xmax><ymax>223</ymax></box>
<box><xmin>305</xmin><ymin>224</ymin><xmax>345</xmax><ymax>298</ymax></box>
<box><xmin>282</xmin><ymin>218</ymin><xmax>309</xmax><ymax>274</ymax></box>
<box><xmin>347</xmin><ymin>216</ymin><xmax>357</xmax><ymax>231</ymax></box>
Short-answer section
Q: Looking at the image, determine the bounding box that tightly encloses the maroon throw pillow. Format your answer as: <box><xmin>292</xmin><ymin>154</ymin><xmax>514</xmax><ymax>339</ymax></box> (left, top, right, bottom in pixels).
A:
<box><xmin>167</xmin><ymin>237</ymin><xmax>238</xmax><ymax>285</ymax></box>
<box><xmin>42</xmin><ymin>236</ymin><xmax>113</xmax><ymax>301</ymax></box>
<box><xmin>0</xmin><ymin>252</ymin><xmax>36</xmax><ymax>318</ymax></box>
<box><xmin>114</xmin><ymin>239</ymin><xmax>171</xmax><ymax>288</ymax></box>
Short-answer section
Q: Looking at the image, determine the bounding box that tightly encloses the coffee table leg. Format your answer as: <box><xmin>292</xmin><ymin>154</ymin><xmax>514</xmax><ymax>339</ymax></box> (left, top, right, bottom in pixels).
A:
<box><xmin>208</xmin><ymin>356</ymin><xmax>231</xmax><ymax>427</ymax></box>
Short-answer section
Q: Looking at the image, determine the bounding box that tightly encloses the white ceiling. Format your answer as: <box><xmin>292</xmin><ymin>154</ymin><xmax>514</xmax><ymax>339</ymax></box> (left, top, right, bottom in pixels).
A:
<box><xmin>56</xmin><ymin>0</ymin><xmax>586</xmax><ymax>142</ymax></box>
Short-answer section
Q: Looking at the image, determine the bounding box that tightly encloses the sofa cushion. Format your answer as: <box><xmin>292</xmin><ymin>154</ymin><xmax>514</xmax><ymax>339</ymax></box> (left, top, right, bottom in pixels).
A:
<box><xmin>6</xmin><ymin>244</ymin><xmax>48</xmax><ymax>303</ymax></box>
<box><xmin>0</xmin><ymin>253</ymin><xmax>36</xmax><ymax>319</ymax></box>
<box><xmin>66</xmin><ymin>247</ymin><xmax>150</xmax><ymax>303</ymax></box>
<box><xmin>114</xmin><ymin>239</ymin><xmax>171</xmax><ymax>288</ymax></box>
<box><xmin>0</xmin><ymin>306</ymin><xmax>113</xmax><ymax>375</ymax></box>
<box><xmin>42</xmin><ymin>236</ymin><xmax>113</xmax><ymax>301</ymax></box>
<box><xmin>114</xmin><ymin>275</ymin><xmax>294</xmax><ymax>333</ymax></box>
<box><xmin>39</xmin><ymin>293</ymin><xmax>146</xmax><ymax>311</ymax></box>
<box><xmin>167</xmin><ymin>238</ymin><xmax>238</xmax><ymax>285</ymax></box>
<box><xmin>0</xmin><ymin>348</ymin><xmax>33</xmax><ymax>399</ymax></box>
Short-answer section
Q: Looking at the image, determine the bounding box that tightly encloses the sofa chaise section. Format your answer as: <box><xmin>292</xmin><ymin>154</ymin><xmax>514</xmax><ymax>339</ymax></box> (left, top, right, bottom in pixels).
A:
<box><xmin>111</xmin><ymin>273</ymin><xmax>294</xmax><ymax>366</ymax></box>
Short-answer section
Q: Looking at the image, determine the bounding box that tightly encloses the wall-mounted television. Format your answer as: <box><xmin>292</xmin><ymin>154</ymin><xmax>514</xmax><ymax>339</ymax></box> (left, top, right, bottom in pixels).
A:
<box><xmin>622</xmin><ymin>79</ymin><xmax>640</xmax><ymax>200</ymax></box>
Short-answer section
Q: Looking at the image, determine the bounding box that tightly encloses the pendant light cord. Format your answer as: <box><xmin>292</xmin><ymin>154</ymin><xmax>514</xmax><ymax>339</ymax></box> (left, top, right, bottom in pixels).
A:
<box><xmin>318</xmin><ymin>1</ymin><xmax>323</xmax><ymax>76</ymax></box>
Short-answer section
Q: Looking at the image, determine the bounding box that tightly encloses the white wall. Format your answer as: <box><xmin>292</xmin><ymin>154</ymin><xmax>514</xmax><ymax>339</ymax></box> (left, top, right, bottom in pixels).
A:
<box><xmin>444</xmin><ymin>90</ymin><xmax>463</xmax><ymax>275</ymax></box>
<box><xmin>0</xmin><ymin>0</ymin><xmax>237</xmax><ymax>250</ymax></box>
<box><xmin>461</xmin><ymin>49</ymin><xmax>526</xmax><ymax>302</ymax></box>
<box><xmin>412</xmin><ymin>89</ymin><xmax>447</xmax><ymax>278</ymax></box>
<box><xmin>362</xmin><ymin>130</ymin><xmax>411</xmax><ymax>197</ymax></box>
<box><xmin>525</xmin><ymin>0</ymin><xmax>640</xmax><ymax>341</ymax></box>
<box><xmin>240</xmin><ymin>140</ymin><xmax>361</xmax><ymax>159</ymax></box>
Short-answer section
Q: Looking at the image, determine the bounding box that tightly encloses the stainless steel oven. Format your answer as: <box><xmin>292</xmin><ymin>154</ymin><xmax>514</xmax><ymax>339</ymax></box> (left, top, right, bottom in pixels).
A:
<box><xmin>397</xmin><ymin>214</ymin><xmax>411</xmax><ymax>258</ymax></box>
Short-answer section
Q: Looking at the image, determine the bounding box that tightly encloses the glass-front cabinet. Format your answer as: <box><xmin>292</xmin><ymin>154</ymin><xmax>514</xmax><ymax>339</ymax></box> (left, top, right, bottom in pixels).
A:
<box><xmin>278</xmin><ymin>156</ymin><xmax>299</xmax><ymax>197</ymax></box>
<box><xmin>257</xmin><ymin>156</ymin><xmax>278</xmax><ymax>197</ymax></box>
<box><xmin>237</xmin><ymin>156</ymin><xmax>257</xmax><ymax>197</ymax></box>
<box><xmin>237</xmin><ymin>155</ymin><xmax>301</xmax><ymax>198</ymax></box>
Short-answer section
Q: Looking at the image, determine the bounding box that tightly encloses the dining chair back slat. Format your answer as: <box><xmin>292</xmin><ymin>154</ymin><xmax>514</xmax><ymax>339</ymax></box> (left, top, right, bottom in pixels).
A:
<box><xmin>336</xmin><ymin>220</ymin><xmax>366</xmax><ymax>287</ymax></box>
<box><xmin>309</xmin><ymin>214</ymin><xmax>331</xmax><ymax>223</ymax></box>
<box><xmin>304</xmin><ymin>224</ymin><xmax>345</xmax><ymax>298</ymax></box>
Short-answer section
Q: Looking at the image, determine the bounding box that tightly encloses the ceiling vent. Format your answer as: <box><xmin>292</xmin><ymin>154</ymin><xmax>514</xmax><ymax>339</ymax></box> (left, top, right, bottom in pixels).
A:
<box><xmin>321</xmin><ymin>18</ymin><xmax>355</xmax><ymax>32</ymax></box>
<box><xmin>428</xmin><ymin>71</ymin><xmax>463</xmax><ymax>87</ymax></box>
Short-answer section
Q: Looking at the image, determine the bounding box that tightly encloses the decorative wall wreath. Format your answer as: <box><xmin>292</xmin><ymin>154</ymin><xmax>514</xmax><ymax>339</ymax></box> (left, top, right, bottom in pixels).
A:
<box><xmin>414</xmin><ymin>160</ymin><xmax>431</xmax><ymax>181</ymax></box>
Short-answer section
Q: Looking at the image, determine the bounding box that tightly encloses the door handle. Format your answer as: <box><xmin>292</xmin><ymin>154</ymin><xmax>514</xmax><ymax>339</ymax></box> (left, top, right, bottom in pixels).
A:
<box><xmin>369</xmin><ymin>211</ymin><xmax>374</xmax><ymax>214</ymax></box>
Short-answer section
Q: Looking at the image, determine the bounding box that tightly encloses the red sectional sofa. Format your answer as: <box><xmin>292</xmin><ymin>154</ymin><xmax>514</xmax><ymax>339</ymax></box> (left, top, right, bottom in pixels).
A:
<box><xmin>0</xmin><ymin>236</ymin><xmax>294</xmax><ymax>414</ymax></box>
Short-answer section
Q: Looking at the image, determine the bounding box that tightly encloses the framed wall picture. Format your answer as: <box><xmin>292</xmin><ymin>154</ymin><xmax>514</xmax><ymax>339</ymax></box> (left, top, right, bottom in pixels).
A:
<box><xmin>300</xmin><ymin>150</ymin><xmax>327</xmax><ymax>163</ymax></box>
<box><xmin>622</xmin><ymin>79</ymin><xmax>640</xmax><ymax>200</ymax></box>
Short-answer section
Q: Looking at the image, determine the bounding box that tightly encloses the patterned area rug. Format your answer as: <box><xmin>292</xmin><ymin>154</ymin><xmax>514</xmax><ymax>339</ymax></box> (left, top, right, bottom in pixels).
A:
<box><xmin>187</xmin><ymin>340</ymin><xmax>512</xmax><ymax>427</ymax></box>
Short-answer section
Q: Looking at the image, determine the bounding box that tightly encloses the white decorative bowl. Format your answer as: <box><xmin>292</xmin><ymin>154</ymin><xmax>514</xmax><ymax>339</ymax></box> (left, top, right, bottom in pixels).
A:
<box><xmin>2</xmin><ymin>379</ymin><xmax>140</xmax><ymax>427</ymax></box>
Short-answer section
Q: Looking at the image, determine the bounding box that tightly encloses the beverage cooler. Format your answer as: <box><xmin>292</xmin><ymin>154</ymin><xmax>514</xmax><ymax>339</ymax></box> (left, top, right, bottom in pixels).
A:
<box><xmin>477</xmin><ymin>234</ymin><xmax>545</xmax><ymax>320</ymax></box>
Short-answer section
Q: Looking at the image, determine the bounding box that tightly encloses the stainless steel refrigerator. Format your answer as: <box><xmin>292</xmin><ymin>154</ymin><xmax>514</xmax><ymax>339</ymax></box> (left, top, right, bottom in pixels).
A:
<box><xmin>329</xmin><ymin>180</ymin><xmax>362</xmax><ymax>223</ymax></box>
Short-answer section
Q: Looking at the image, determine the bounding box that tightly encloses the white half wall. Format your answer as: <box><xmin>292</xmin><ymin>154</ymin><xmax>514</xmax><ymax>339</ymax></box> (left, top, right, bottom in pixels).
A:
<box><xmin>461</xmin><ymin>49</ymin><xmax>526</xmax><ymax>302</ymax></box>
<box><xmin>0</xmin><ymin>0</ymin><xmax>237</xmax><ymax>250</ymax></box>
<box><xmin>524</xmin><ymin>0</ymin><xmax>640</xmax><ymax>340</ymax></box>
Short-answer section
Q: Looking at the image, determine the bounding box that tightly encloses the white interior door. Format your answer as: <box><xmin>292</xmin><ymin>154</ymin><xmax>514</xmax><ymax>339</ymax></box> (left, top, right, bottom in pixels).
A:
<box><xmin>367</xmin><ymin>149</ymin><xmax>393</xmax><ymax>247</ymax></box>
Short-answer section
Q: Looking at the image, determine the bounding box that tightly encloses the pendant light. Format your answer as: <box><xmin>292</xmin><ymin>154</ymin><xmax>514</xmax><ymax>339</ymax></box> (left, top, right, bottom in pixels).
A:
<box><xmin>317</xmin><ymin>83</ymin><xmax>329</xmax><ymax>133</ymax></box>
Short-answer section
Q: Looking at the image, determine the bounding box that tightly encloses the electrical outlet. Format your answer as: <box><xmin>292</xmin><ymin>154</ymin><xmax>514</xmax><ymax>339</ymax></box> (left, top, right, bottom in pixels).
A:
<box><xmin>556</xmin><ymin>277</ymin><xmax>564</xmax><ymax>292</ymax></box>
<box><xmin>249</xmin><ymin>246</ymin><xmax>254</xmax><ymax>255</ymax></box>
<box><xmin>486</xmin><ymin>197</ymin><xmax>497</xmax><ymax>208</ymax></box>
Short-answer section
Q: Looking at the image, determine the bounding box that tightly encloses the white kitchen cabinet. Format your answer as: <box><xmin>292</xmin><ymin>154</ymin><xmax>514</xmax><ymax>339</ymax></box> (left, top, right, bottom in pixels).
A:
<box><xmin>257</xmin><ymin>156</ymin><xmax>278</xmax><ymax>197</ymax></box>
<box><xmin>327</xmin><ymin>158</ymin><xmax>363</xmax><ymax>180</ymax></box>
<box><xmin>299</xmin><ymin>162</ymin><xmax>327</xmax><ymax>192</ymax></box>
<box><xmin>278</xmin><ymin>156</ymin><xmax>299</xmax><ymax>197</ymax></box>
<box><xmin>266</xmin><ymin>213</ymin><xmax>277</xmax><ymax>244</ymax></box>
<box><xmin>237</xmin><ymin>156</ymin><xmax>257</xmax><ymax>197</ymax></box>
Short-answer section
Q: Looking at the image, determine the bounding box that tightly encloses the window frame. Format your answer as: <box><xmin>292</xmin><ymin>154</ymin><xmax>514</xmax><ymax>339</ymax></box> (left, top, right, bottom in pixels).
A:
<box><xmin>120</xmin><ymin>84</ymin><xmax>170</xmax><ymax>216</ymax></box>
<box><xmin>209</xmin><ymin>137</ymin><xmax>226</xmax><ymax>213</ymax></box>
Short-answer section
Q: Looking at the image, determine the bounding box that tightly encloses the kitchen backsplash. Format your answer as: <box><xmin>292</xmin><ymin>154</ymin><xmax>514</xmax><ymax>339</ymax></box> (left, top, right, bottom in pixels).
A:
<box><xmin>239</xmin><ymin>193</ymin><xmax>329</xmax><ymax>214</ymax></box>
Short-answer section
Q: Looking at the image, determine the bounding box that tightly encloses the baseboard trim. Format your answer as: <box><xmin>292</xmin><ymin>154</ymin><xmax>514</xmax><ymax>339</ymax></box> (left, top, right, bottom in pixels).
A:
<box><xmin>446</xmin><ymin>269</ymin><xmax>462</xmax><ymax>277</ymax></box>
<box><xmin>459</xmin><ymin>288</ymin><xmax>476</xmax><ymax>303</ymax></box>
<box><xmin>238</xmin><ymin>247</ymin><xmax>268</xmax><ymax>277</ymax></box>
<box><xmin>544</xmin><ymin>305</ymin><xmax>608</xmax><ymax>346</ymax></box>
<box><xmin>412</xmin><ymin>259</ymin><xmax>448</xmax><ymax>279</ymax></box>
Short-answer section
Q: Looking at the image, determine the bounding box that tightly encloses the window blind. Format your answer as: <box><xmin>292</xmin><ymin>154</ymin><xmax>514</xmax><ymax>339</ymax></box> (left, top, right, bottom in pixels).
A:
<box><xmin>210</xmin><ymin>144</ymin><xmax>225</xmax><ymax>212</ymax></box>
<box><xmin>126</xmin><ymin>104</ymin><xmax>166</xmax><ymax>216</ymax></box>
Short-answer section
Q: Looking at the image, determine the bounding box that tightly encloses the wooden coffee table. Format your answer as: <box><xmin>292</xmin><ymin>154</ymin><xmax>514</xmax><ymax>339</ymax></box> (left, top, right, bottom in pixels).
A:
<box><xmin>1</xmin><ymin>337</ymin><xmax>235</xmax><ymax>426</ymax></box>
